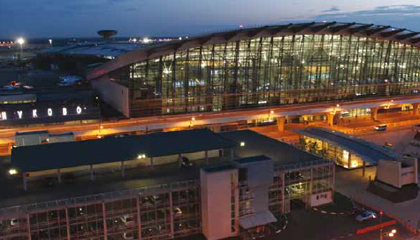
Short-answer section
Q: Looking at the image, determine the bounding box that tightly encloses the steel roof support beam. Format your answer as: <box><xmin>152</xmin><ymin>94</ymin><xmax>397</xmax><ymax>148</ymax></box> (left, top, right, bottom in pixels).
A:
<box><xmin>381</xmin><ymin>29</ymin><xmax>406</xmax><ymax>38</ymax></box>
<box><xmin>410</xmin><ymin>37</ymin><xmax>420</xmax><ymax>44</ymax></box>
<box><xmin>248</xmin><ymin>26</ymin><xmax>270</xmax><ymax>38</ymax></box>
<box><xmin>269</xmin><ymin>24</ymin><xmax>292</xmax><ymax>35</ymax></box>
<box><xmin>365</xmin><ymin>26</ymin><xmax>391</xmax><ymax>36</ymax></box>
<box><xmin>329</xmin><ymin>22</ymin><xmax>356</xmax><ymax>33</ymax></box>
<box><xmin>348</xmin><ymin>24</ymin><xmax>374</xmax><ymax>34</ymax></box>
<box><xmin>396</xmin><ymin>32</ymin><xmax>419</xmax><ymax>41</ymax></box>
<box><xmin>290</xmin><ymin>22</ymin><xmax>316</xmax><ymax>33</ymax></box>
<box><xmin>225</xmin><ymin>30</ymin><xmax>242</xmax><ymax>41</ymax></box>
<box><xmin>310</xmin><ymin>21</ymin><xmax>337</xmax><ymax>33</ymax></box>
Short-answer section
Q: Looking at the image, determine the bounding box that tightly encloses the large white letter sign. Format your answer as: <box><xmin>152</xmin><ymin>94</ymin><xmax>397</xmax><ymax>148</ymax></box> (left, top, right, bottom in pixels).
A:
<box><xmin>47</xmin><ymin>108</ymin><xmax>53</xmax><ymax>116</ymax></box>
<box><xmin>32</xmin><ymin>109</ymin><xmax>37</xmax><ymax>118</ymax></box>
<box><xmin>1</xmin><ymin>112</ymin><xmax>7</xmax><ymax>120</ymax></box>
<box><xmin>17</xmin><ymin>111</ymin><xmax>23</xmax><ymax>119</ymax></box>
<box><xmin>76</xmin><ymin>106</ymin><xmax>82</xmax><ymax>114</ymax></box>
<box><xmin>62</xmin><ymin>108</ymin><xmax>67</xmax><ymax>116</ymax></box>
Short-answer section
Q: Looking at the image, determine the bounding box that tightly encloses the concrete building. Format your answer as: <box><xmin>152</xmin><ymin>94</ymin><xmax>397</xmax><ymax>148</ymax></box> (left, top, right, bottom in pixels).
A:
<box><xmin>0</xmin><ymin>129</ymin><xmax>334</xmax><ymax>240</ymax></box>
<box><xmin>0</xmin><ymin>88</ymin><xmax>99</xmax><ymax>126</ymax></box>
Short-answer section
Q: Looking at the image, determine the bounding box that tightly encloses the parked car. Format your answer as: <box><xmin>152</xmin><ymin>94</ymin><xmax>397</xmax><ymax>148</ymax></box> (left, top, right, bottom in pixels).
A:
<box><xmin>173</xmin><ymin>207</ymin><xmax>183</xmax><ymax>216</ymax></box>
<box><xmin>289</xmin><ymin>184</ymin><xmax>304</xmax><ymax>194</ymax></box>
<box><xmin>123</xmin><ymin>232</ymin><xmax>134</xmax><ymax>240</ymax></box>
<box><xmin>355</xmin><ymin>211</ymin><xmax>377</xmax><ymax>222</ymax></box>
<box><xmin>374</xmin><ymin>124</ymin><xmax>387</xmax><ymax>131</ymax></box>
<box><xmin>181</xmin><ymin>157</ymin><xmax>193</xmax><ymax>167</ymax></box>
<box><xmin>121</xmin><ymin>215</ymin><xmax>135</xmax><ymax>227</ymax></box>
<box><xmin>250</xmin><ymin>231</ymin><xmax>266</xmax><ymax>239</ymax></box>
<box><xmin>384</xmin><ymin>142</ymin><xmax>393</xmax><ymax>148</ymax></box>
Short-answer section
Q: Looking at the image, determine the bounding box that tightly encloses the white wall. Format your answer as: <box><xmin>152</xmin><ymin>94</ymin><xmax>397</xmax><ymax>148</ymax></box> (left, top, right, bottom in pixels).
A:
<box><xmin>15</xmin><ymin>132</ymin><xmax>49</xmax><ymax>146</ymax></box>
<box><xmin>201</xmin><ymin>168</ymin><xmax>237</xmax><ymax>240</ymax></box>
<box><xmin>92</xmin><ymin>76</ymin><xmax>130</xmax><ymax>117</ymax></box>
<box><xmin>377</xmin><ymin>160</ymin><xmax>401</xmax><ymax>188</ymax></box>
<box><xmin>377</xmin><ymin>158</ymin><xmax>418</xmax><ymax>188</ymax></box>
<box><xmin>310</xmin><ymin>191</ymin><xmax>332</xmax><ymax>207</ymax></box>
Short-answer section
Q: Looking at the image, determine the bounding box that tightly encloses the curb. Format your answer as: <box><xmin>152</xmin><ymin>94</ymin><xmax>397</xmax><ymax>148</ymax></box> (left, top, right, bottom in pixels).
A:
<box><xmin>312</xmin><ymin>207</ymin><xmax>352</xmax><ymax>216</ymax></box>
<box><xmin>275</xmin><ymin>215</ymin><xmax>289</xmax><ymax>234</ymax></box>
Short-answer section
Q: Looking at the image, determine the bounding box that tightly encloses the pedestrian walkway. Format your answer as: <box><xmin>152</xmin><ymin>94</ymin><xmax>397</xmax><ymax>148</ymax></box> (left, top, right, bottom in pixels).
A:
<box><xmin>336</xmin><ymin>167</ymin><xmax>420</xmax><ymax>234</ymax></box>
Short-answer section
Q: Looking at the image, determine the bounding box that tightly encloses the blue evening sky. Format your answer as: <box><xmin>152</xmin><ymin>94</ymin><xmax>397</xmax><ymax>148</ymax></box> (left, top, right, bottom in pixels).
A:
<box><xmin>1</xmin><ymin>0</ymin><xmax>420</xmax><ymax>38</ymax></box>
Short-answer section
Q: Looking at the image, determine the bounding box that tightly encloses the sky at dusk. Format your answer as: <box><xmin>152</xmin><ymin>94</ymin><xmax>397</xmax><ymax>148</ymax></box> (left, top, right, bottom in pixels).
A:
<box><xmin>1</xmin><ymin>0</ymin><xmax>420</xmax><ymax>39</ymax></box>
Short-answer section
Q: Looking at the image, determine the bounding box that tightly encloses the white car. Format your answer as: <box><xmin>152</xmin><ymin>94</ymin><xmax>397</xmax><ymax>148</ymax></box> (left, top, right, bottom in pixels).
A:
<box><xmin>374</xmin><ymin>124</ymin><xmax>387</xmax><ymax>131</ymax></box>
<box><xmin>355</xmin><ymin>211</ymin><xmax>377</xmax><ymax>222</ymax></box>
<box><xmin>289</xmin><ymin>184</ymin><xmax>304</xmax><ymax>194</ymax></box>
<box><xmin>121</xmin><ymin>215</ymin><xmax>135</xmax><ymax>227</ymax></box>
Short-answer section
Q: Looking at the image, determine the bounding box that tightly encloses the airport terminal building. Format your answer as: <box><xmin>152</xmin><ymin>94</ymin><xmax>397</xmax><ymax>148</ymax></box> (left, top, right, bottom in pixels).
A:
<box><xmin>88</xmin><ymin>22</ymin><xmax>420</xmax><ymax>119</ymax></box>
<box><xmin>0</xmin><ymin>129</ymin><xmax>334</xmax><ymax>240</ymax></box>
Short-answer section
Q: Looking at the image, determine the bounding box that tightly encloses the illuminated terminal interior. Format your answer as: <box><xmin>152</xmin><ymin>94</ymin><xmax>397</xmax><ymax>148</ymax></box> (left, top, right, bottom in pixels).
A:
<box><xmin>295</xmin><ymin>127</ymin><xmax>397</xmax><ymax>170</ymax></box>
<box><xmin>88</xmin><ymin>22</ymin><xmax>420</xmax><ymax>118</ymax></box>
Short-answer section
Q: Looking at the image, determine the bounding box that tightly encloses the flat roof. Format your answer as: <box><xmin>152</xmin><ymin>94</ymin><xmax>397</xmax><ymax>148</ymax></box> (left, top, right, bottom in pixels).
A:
<box><xmin>295</xmin><ymin>127</ymin><xmax>397</xmax><ymax>163</ymax></box>
<box><xmin>201</xmin><ymin>164</ymin><xmax>237</xmax><ymax>173</ymax></box>
<box><xmin>0</xmin><ymin>157</ymin><xmax>224</xmax><ymax>210</ymax></box>
<box><xmin>41</xmin><ymin>42</ymin><xmax>147</xmax><ymax>58</ymax></box>
<box><xmin>12</xmin><ymin>129</ymin><xmax>237</xmax><ymax>173</ymax></box>
<box><xmin>16</xmin><ymin>130</ymin><xmax>49</xmax><ymax>136</ymax></box>
<box><xmin>234</xmin><ymin>155</ymin><xmax>271</xmax><ymax>165</ymax></box>
<box><xmin>219</xmin><ymin>130</ymin><xmax>321</xmax><ymax>165</ymax></box>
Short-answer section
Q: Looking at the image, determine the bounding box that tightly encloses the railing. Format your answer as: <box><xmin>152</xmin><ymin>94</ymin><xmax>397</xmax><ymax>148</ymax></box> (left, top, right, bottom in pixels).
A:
<box><xmin>0</xmin><ymin>180</ymin><xmax>199</xmax><ymax>217</ymax></box>
<box><xmin>274</xmin><ymin>159</ymin><xmax>332</xmax><ymax>172</ymax></box>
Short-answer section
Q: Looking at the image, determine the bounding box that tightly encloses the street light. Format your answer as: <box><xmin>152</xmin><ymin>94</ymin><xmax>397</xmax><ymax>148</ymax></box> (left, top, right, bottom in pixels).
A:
<box><xmin>16</xmin><ymin>37</ymin><xmax>25</xmax><ymax>60</ymax></box>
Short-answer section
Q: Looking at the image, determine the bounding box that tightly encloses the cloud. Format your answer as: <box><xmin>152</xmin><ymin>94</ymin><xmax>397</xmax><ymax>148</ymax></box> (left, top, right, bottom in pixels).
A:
<box><xmin>316</xmin><ymin>4</ymin><xmax>420</xmax><ymax>19</ymax></box>
<box><xmin>322</xmin><ymin>7</ymin><xmax>340</xmax><ymax>13</ymax></box>
<box><xmin>313</xmin><ymin>4</ymin><xmax>420</xmax><ymax>32</ymax></box>
<box><xmin>125</xmin><ymin>7</ymin><xmax>139</xmax><ymax>12</ymax></box>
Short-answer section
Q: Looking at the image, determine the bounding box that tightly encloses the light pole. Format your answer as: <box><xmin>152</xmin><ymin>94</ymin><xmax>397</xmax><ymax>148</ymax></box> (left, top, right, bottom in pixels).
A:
<box><xmin>379</xmin><ymin>211</ymin><xmax>383</xmax><ymax>240</ymax></box>
<box><xmin>16</xmin><ymin>37</ymin><xmax>25</xmax><ymax>60</ymax></box>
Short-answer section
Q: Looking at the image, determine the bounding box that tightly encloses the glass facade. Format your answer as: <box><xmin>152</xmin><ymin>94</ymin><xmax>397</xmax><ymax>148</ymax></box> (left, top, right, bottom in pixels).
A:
<box><xmin>0</xmin><ymin>161</ymin><xmax>333</xmax><ymax>240</ymax></box>
<box><xmin>108</xmin><ymin>33</ymin><xmax>420</xmax><ymax>117</ymax></box>
<box><xmin>299</xmin><ymin>135</ymin><xmax>369</xmax><ymax>169</ymax></box>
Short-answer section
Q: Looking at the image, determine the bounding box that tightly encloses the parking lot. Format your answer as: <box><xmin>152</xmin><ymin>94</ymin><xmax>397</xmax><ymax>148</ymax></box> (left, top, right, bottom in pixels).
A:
<box><xmin>265</xmin><ymin>208</ymin><xmax>415</xmax><ymax>240</ymax></box>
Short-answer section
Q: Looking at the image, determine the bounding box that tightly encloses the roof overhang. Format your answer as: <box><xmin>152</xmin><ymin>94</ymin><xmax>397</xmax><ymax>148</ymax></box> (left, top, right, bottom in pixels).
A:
<box><xmin>87</xmin><ymin>22</ymin><xmax>420</xmax><ymax>80</ymax></box>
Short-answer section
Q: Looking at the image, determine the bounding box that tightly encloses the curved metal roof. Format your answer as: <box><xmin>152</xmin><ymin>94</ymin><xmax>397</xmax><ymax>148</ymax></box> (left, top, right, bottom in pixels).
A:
<box><xmin>87</xmin><ymin>22</ymin><xmax>420</xmax><ymax>80</ymax></box>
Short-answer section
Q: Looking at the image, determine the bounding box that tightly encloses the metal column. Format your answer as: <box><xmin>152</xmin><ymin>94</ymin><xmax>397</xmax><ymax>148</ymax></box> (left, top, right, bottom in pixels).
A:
<box><xmin>136</xmin><ymin>197</ymin><xmax>142</xmax><ymax>240</ymax></box>
<box><xmin>102</xmin><ymin>202</ymin><xmax>108</xmax><ymax>240</ymax></box>
<box><xmin>26</xmin><ymin>213</ymin><xmax>31</xmax><ymax>240</ymax></box>
<box><xmin>281</xmin><ymin>171</ymin><xmax>286</xmax><ymax>213</ymax></box>
<box><xmin>121</xmin><ymin>161</ymin><xmax>125</xmax><ymax>178</ymax></box>
<box><xmin>169</xmin><ymin>192</ymin><xmax>174</xmax><ymax>237</ymax></box>
<box><xmin>65</xmin><ymin>208</ymin><xmax>71</xmax><ymax>240</ymax></box>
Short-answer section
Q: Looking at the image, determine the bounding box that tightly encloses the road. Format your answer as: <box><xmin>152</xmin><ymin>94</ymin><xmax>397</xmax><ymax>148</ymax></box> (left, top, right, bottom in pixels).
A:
<box><xmin>0</xmin><ymin>93</ymin><xmax>419</xmax><ymax>144</ymax></box>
